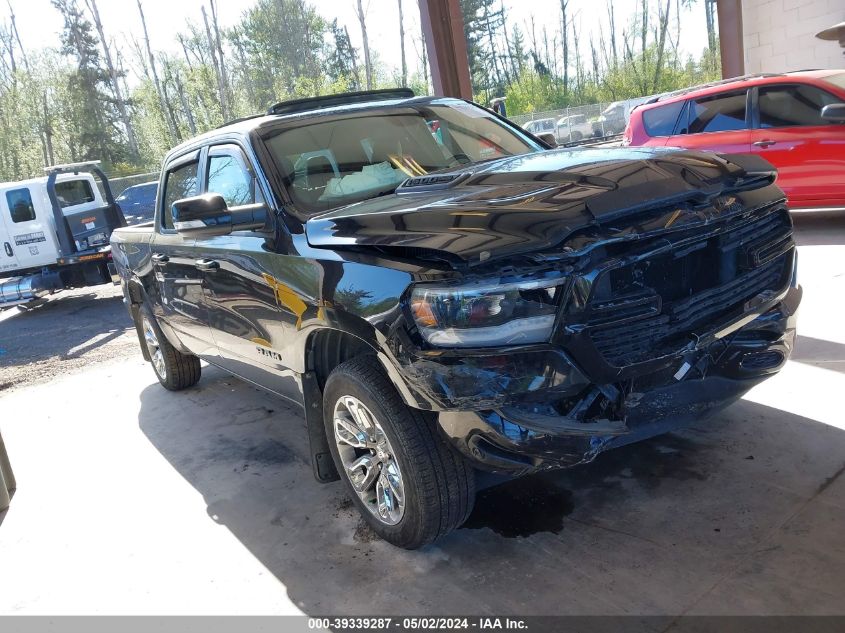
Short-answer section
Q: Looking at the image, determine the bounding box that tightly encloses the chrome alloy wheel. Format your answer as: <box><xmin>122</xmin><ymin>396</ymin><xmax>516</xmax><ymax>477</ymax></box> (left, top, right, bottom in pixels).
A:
<box><xmin>141</xmin><ymin>316</ymin><xmax>167</xmax><ymax>380</ymax></box>
<box><xmin>333</xmin><ymin>395</ymin><xmax>405</xmax><ymax>525</ymax></box>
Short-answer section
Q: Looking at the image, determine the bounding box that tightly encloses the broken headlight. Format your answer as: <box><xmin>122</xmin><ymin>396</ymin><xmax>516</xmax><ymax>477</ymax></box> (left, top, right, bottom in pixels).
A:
<box><xmin>410</xmin><ymin>275</ymin><xmax>566</xmax><ymax>348</ymax></box>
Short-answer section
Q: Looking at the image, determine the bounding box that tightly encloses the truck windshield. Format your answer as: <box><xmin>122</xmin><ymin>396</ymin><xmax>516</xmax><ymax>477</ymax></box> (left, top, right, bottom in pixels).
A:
<box><xmin>261</xmin><ymin>100</ymin><xmax>540</xmax><ymax>215</ymax></box>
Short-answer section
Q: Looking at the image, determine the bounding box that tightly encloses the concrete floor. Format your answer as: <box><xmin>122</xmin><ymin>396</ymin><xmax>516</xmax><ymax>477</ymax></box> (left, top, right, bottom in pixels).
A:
<box><xmin>0</xmin><ymin>212</ymin><xmax>843</xmax><ymax>616</ymax></box>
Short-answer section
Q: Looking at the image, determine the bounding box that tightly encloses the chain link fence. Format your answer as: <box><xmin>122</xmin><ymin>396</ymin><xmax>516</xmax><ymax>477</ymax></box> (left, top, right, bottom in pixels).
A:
<box><xmin>509</xmin><ymin>96</ymin><xmax>656</xmax><ymax>144</ymax></box>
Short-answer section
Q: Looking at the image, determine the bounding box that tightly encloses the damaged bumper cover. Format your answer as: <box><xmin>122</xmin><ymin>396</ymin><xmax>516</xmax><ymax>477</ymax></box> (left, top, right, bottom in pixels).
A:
<box><xmin>389</xmin><ymin>284</ymin><xmax>800</xmax><ymax>475</ymax></box>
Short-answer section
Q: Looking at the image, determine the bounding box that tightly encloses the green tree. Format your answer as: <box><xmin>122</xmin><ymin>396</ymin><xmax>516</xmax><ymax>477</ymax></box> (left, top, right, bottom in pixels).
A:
<box><xmin>52</xmin><ymin>0</ymin><xmax>125</xmax><ymax>164</ymax></box>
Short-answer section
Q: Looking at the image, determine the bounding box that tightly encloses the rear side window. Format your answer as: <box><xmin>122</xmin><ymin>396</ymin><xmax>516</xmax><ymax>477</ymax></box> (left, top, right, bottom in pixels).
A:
<box><xmin>55</xmin><ymin>180</ymin><xmax>95</xmax><ymax>208</ymax></box>
<box><xmin>642</xmin><ymin>101</ymin><xmax>685</xmax><ymax>137</ymax></box>
<box><xmin>6</xmin><ymin>188</ymin><xmax>35</xmax><ymax>223</ymax></box>
<box><xmin>161</xmin><ymin>161</ymin><xmax>199</xmax><ymax>229</ymax></box>
<box><xmin>207</xmin><ymin>149</ymin><xmax>255</xmax><ymax>208</ymax></box>
<box><xmin>688</xmin><ymin>91</ymin><xmax>747</xmax><ymax>134</ymax></box>
<box><xmin>758</xmin><ymin>84</ymin><xmax>840</xmax><ymax>128</ymax></box>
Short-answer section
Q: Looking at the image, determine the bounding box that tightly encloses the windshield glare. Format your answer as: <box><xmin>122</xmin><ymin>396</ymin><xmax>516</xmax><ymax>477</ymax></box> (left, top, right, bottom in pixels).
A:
<box><xmin>262</xmin><ymin>101</ymin><xmax>539</xmax><ymax>215</ymax></box>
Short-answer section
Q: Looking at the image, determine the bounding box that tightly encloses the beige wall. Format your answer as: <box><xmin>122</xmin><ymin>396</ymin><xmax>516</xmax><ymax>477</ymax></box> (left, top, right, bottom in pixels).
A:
<box><xmin>742</xmin><ymin>0</ymin><xmax>844</xmax><ymax>74</ymax></box>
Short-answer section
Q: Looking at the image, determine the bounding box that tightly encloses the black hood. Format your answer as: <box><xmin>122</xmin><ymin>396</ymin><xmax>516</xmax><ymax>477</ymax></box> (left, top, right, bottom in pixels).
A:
<box><xmin>304</xmin><ymin>147</ymin><xmax>777</xmax><ymax>266</ymax></box>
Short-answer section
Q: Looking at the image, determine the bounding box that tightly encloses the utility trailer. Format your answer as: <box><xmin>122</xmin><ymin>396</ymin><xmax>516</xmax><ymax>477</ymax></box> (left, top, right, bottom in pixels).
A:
<box><xmin>0</xmin><ymin>161</ymin><xmax>126</xmax><ymax>308</ymax></box>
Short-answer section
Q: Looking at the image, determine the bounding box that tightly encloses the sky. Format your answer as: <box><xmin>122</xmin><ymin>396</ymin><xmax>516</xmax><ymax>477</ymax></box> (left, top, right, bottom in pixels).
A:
<box><xmin>7</xmin><ymin>0</ymin><xmax>714</xmax><ymax>84</ymax></box>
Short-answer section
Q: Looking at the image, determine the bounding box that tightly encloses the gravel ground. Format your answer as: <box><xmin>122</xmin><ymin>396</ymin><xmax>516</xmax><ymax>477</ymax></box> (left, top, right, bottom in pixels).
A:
<box><xmin>0</xmin><ymin>283</ymin><xmax>138</xmax><ymax>393</ymax></box>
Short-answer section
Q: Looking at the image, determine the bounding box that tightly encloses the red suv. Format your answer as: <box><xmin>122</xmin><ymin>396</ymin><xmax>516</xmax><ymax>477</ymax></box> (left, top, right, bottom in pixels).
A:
<box><xmin>624</xmin><ymin>70</ymin><xmax>845</xmax><ymax>211</ymax></box>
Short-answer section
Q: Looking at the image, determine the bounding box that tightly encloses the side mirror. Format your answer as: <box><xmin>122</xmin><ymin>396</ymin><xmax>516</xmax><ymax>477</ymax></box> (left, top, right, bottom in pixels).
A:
<box><xmin>537</xmin><ymin>132</ymin><xmax>557</xmax><ymax>148</ymax></box>
<box><xmin>172</xmin><ymin>193</ymin><xmax>269</xmax><ymax>237</ymax></box>
<box><xmin>821</xmin><ymin>103</ymin><xmax>845</xmax><ymax>123</ymax></box>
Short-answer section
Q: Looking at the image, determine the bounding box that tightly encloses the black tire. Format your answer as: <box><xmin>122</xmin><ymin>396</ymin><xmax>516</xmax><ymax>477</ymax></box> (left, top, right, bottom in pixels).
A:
<box><xmin>323</xmin><ymin>356</ymin><xmax>475</xmax><ymax>549</ymax></box>
<box><xmin>137</xmin><ymin>305</ymin><xmax>201</xmax><ymax>391</ymax></box>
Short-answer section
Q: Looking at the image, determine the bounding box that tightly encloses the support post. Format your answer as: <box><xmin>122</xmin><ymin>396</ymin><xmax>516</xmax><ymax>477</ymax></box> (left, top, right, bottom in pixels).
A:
<box><xmin>716</xmin><ymin>0</ymin><xmax>744</xmax><ymax>79</ymax></box>
<box><xmin>418</xmin><ymin>0</ymin><xmax>473</xmax><ymax>99</ymax></box>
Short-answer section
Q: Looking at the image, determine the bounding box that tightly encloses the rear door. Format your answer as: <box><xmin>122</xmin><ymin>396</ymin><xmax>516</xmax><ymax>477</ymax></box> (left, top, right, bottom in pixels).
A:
<box><xmin>1</xmin><ymin>186</ymin><xmax>59</xmax><ymax>271</ymax></box>
<box><xmin>749</xmin><ymin>82</ymin><xmax>845</xmax><ymax>208</ymax></box>
<box><xmin>665</xmin><ymin>89</ymin><xmax>752</xmax><ymax>155</ymax></box>
<box><xmin>151</xmin><ymin>151</ymin><xmax>217</xmax><ymax>358</ymax></box>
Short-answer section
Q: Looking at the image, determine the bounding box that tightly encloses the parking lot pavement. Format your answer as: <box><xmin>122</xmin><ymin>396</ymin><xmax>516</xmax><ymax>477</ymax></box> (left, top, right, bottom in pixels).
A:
<box><xmin>0</xmin><ymin>212</ymin><xmax>843</xmax><ymax>616</ymax></box>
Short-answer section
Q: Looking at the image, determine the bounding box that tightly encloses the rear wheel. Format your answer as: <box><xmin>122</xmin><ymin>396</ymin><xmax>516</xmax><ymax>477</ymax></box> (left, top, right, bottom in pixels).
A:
<box><xmin>323</xmin><ymin>356</ymin><xmax>475</xmax><ymax>549</ymax></box>
<box><xmin>138</xmin><ymin>306</ymin><xmax>201</xmax><ymax>391</ymax></box>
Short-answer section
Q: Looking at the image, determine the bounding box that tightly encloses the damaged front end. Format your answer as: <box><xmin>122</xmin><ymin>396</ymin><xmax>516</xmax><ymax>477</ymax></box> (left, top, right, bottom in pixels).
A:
<box><xmin>383</xmin><ymin>184</ymin><xmax>801</xmax><ymax>475</ymax></box>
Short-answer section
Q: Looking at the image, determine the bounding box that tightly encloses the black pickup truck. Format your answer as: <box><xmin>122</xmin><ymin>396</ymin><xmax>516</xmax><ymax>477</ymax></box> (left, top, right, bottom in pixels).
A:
<box><xmin>111</xmin><ymin>89</ymin><xmax>800</xmax><ymax>548</ymax></box>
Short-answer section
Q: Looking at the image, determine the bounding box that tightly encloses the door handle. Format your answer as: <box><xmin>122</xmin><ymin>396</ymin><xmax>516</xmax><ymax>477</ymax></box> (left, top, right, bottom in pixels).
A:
<box><xmin>151</xmin><ymin>253</ymin><xmax>169</xmax><ymax>266</ymax></box>
<box><xmin>3</xmin><ymin>242</ymin><xmax>12</xmax><ymax>257</ymax></box>
<box><xmin>195</xmin><ymin>259</ymin><xmax>220</xmax><ymax>272</ymax></box>
<box><xmin>753</xmin><ymin>140</ymin><xmax>777</xmax><ymax>148</ymax></box>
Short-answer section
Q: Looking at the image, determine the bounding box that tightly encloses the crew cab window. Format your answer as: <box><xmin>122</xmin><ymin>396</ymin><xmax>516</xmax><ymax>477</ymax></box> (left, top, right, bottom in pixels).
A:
<box><xmin>55</xmin><ymin>180</ymin><xmax>95</xmax><ymax>207</ymax></box>
<box><xmin>758</xmin><ymin>84</ymin><xmax>840</xmax><ymax>128</ymax></box>
<box><xmin>206</xmin><ymin>149</ymin><xmax>256</xmax><ymax>207</ymax></box>
<box><xmin>642</xmin><ymin>101</ymin><xmax>685</xmax><ymax>136</ymax></box>
<box><xmin>6</xmin><ymin>188</ymin><xmax>35</xmax><ymax>223</ymax></box>
<box><xmin>161</xmin><ymin>161</ymin><xmax>199</xmax><ymax>229</ymax></box>
<box><xmin>688</xmin><ymin>91</ymin><xmax>747</xmax><ymax>134</ymax></box>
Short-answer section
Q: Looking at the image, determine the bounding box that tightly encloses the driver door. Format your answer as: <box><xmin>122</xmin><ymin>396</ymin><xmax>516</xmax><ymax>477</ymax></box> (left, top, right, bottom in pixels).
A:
<box><xmin>194</xmin><ymin>143</ymin><xmax>302</xmax><ymax>403</ymax></box>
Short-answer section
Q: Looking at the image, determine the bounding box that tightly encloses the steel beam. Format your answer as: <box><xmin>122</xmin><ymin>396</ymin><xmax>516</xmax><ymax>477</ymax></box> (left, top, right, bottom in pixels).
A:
<box><xmin>418</xmin><ymin>0</ymin><xmax>473</xmax><ymax>99</ymax></box>
<box><xmin>716</xmin><ymin>0</ymin><xmax>745</xmax><ymax>78</ymax></box>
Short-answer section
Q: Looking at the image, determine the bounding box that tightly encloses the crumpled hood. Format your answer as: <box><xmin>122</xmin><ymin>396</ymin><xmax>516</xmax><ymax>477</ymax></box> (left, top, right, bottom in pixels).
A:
<box><xmin>304</xmin><ymin>147</ymin><xmax>777</xmax><ymax>266</ymax></box>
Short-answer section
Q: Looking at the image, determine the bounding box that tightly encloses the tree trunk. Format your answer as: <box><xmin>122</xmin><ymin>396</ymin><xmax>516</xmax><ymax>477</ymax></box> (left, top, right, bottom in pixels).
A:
<box><xmin>500</xmin><ymin>0</ymin><xmax>516</xmax><ymax>82</ymax></box>
<box><xmin>344</xmin><ymin>25</ymin><xmax>361</xmax><ymax>91</ymax></box>
<box><xmin>640</xmin><ymin>0</ymin><xmax>648</xmax><ymax>93</ymax></box>
<box><xmin>355</xmin><ymin>0</ymin><xmax>373</xmax><ymax>90</ymax></box>
<box><xmin>86</xmin><ymin>0</ymin><xmax>138</xmax><ymax>159</ymax></box>
<box><xmin>42</xmin><ymin>91</ymin><xmax>54</xmax><ymax>167</ymax></box>
<box><xmin>202</xmin><ymin>4</ymin><xmax>229</xmax><ymax>121</ymax></box>
<box><xmin>7</xmin><ymin>0</ymin><xmax>28</xmax><ymax>72</ymax></box>
<box><xmin>560</xmin><ymin>0</ymin><xmax>569</xmax><ymax>96</ymax></box>
<box><xmin>571</xmin><ymin>15</ymin><xmax>582</xmax><ymax>97</ymax></box>
<box><xmin>209</xmin><ymin>0</ymin><xmax>231</xmax><ymax>117</ymax></box>
<box><xmin>397</xmin><ymin>0</ymin><xmax>407</xmax><ymax>87</ymax></box>
<box><xmin>418</xmin><ymin>25</ymin><xmax>429</xmax><ymax>90</ymax></box>
<box><xmin>652</xmin><ymin>0</ymin><xmax>672</xmax><ymax>91</ymax></box>
<box><xmin>607</xmin><ymin>0</ymin><xmax>617</xmax><ymax>70</ymax></box>
<box><xmin>484</xmin><ymin>2</ymin><xmax>503</xmax><ymax>93</ymax></box>
<box><xmin>137</xmin><ymin>0</ymin><xmax>178</xmax><ymax>143</ymax></box>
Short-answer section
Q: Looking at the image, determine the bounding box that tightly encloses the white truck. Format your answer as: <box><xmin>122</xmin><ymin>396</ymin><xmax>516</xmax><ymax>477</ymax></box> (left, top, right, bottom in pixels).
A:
<box><xmin>0</xmin><ymin>162</ymin><xmax>126</xmax><ymax>308</ymax></box>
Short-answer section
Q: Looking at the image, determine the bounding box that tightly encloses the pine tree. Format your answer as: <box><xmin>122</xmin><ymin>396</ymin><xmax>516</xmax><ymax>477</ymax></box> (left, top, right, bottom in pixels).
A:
<box><xmin>52</xmin><ymin>0</ymin><xmax>125</xmax><ymax>164</ymax></box>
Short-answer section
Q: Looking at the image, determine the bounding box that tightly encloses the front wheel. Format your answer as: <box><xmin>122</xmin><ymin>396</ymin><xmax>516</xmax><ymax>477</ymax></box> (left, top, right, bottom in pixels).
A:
<box><xmin>323</xmin><ymin>356</ymin><xmax>475</xmax><ymax>549</ymax></box>
<box><xmin>138</xmin><ymin>306</ymin><xmax>201</xmax><ymax>391</ymax></box>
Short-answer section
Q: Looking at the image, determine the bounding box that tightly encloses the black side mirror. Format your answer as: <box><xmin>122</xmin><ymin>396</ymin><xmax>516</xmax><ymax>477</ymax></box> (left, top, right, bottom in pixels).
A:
<box><xmin>821</xmin><ymin>103</ymin><xmax>845</xmax><ymax>123</ymax></box>
<box><xmin>172</xmin><ymin>193</ymin><xmax>269</xmax><ymax>238</ymax></box>
<box><xmin>172</xmin><ymin>194</ymin><xmax>232</xmax><ymax>237</ymax></box>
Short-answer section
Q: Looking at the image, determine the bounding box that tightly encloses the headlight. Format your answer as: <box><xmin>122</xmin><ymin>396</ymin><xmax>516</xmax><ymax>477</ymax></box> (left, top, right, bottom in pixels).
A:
<box><xmin>409</xmin><ymin>276</ymin><xmax>566</xmax><ymax>348</ymax></box>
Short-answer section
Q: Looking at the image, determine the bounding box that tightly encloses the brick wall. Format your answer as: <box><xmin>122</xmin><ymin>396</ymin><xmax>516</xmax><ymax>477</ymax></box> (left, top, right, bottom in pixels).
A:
<box><xmin>742</xmin><ymin>0</ymin><xmax>844</xmax><ymax>73</ymax></box>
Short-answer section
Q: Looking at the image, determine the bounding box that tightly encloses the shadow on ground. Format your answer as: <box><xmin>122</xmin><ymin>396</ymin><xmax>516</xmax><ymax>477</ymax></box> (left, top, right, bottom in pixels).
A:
<box><xmin>792</xmin><ymin>335</ymin><xmax>845</xmax><ymax>374</ymax></box>
<box><xmin>792</xmin><ymin>210</ymin><xmax>845</xmax><ymax>247</ymax></box>
<box><xmin>0</xmin><ymin>285</ymin><xmax>135</xmax><ymax>389</ymax></box>
<box><xmin>137</xmin><ymin>365</ymin><xmax>845</xmax><ymax>616</ymax></box>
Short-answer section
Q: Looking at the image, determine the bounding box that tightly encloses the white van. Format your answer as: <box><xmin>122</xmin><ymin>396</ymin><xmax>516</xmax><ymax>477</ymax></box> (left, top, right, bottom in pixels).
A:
<box><xmin>0</xmin><ymin>162</ymin><xmax>125</xmax><ymax>306</ymax></box>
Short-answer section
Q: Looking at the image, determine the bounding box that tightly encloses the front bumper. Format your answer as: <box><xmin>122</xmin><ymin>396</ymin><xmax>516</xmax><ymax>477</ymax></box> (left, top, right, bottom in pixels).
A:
<box><xmin>391</xmin><ymin>285</ymin><xmax>800</xmax><ymax>475</ymax></box>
